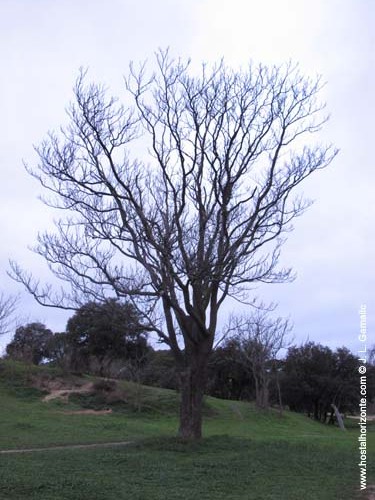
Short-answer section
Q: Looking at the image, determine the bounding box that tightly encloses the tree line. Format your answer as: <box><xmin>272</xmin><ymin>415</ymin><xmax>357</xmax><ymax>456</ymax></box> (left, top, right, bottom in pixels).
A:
<box><xmin>4</xmin><ymin>298</ymin><xmax>373</xmax><ymax>424</ymax></box>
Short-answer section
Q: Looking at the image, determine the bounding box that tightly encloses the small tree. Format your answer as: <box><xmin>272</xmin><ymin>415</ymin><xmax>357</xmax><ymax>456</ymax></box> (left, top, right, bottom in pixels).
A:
<box><xmin>6</xmin><ymin>322</ymin><xmax>53</xmax><ymax>365</ymax></box>
<box><xmin>66</xmin><ymin>299</ymin><xmax>148</xmax><ymax>376</ymax></box>
<box><xmin>231</xmin><ymin>310</ymin><xmax>291</xmax><ymax>408</ymax></box>
<box><xmin>10</xmin><ymin>51</ymin><xmax>337</xmax><ymax>438</ymax></box>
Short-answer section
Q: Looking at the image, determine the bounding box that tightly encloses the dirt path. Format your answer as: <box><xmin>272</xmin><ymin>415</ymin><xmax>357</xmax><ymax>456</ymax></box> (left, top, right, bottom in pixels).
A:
<box><xmin>42</xmin><ymin>382</ymin><xmax>94</xmax><ymax>402</ymax></box>
<box><xmin>0</xmin><ymin>440</ymin><xmax>133</xmax><ymax>454</ymax></box>
<box><xmin>60</xmin><ymin>409</ymin><xmax>113</xmax><ymax>415</ymax></box>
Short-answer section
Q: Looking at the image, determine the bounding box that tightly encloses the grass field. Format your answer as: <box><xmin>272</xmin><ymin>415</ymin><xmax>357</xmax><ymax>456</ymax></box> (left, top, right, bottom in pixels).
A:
<box><xmin>0</xmin><ymin>360</ymin><xmax>373</xmax><ymax>499</ymax></box>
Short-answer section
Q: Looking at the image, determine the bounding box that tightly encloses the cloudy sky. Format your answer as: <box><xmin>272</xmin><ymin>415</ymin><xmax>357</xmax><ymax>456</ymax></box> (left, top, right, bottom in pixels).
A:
<box><xmin>0</xmin><ymin>0</ymin><xmax>373</xmax><ymax>353</ymax></box>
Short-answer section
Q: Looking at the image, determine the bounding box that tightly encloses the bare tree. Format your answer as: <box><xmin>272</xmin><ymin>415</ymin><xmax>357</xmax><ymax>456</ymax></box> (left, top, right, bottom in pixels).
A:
<box><xmin>230</xmin><ymin>310</ymin><xmax>291</xmax><ymax>409</ymax></box>
<box><xmin>9</xmin><ymin>51</ymin><xmax>337</xmax><ymax>439</ymax></box>
<box><xmin>0</xmin><ymin>292</ymin><xmax>17</xmax><ymax>336</ymax></box>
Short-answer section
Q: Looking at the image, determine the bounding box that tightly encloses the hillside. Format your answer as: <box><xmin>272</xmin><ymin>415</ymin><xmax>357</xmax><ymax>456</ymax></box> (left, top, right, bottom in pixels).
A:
<box><xmin>0</xmin><ymin>360</ymin><xmax>373</xmax><ymax>499</ymax></box>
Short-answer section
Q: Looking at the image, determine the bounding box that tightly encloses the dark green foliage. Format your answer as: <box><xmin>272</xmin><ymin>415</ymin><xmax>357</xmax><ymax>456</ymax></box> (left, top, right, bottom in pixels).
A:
<box><xmin>45</xmin><ymin>332</ymin><xmax>70</xmax><ymax>370</ymax></box>
<box><xmin>281</xmin><ymin>342</ymin><xmax>360</xmax><ymax>421</ymax></box>
<box><xmin>141</xmin><ymin>350</ymin><xmax>179</xmax><ymax>390</ymax></box>
<box><xmin>66</xmin><ymin>299</ymin><xmax>150</xmax><ymax>375</ymax></box>
<box><xmin>6</xmin><ymin>323</ymin><xmax>54</xmax><ymax>365</ymax></box>
<box><xmin>207</xmin><ymin>339</ymin><xmax>255</xmax><ymax>401</ymax></box>
<box><xmin>92</xmin><ymin>379</ymin><xmax>117</xmax><ymax>393</ymax></box>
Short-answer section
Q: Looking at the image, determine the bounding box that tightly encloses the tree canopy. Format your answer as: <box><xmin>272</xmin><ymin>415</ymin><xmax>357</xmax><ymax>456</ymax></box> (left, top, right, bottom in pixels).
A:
<box><xmin>282</xmin><ymin>342</ymin><xmax>359</xmax><ymax>421</ymax></box>
<box><xmin>6</xmin><ymin>322</ymin><xmax>53</xmax><ymax>365</ymax></box>
<box><xmin>66</xmin><ymin>299</ymin><xmax>148</xmax><ymax>375</ymax></box>
<box><xmin>10</xmin><ymin>51</ymin><xmax>337</xmax><ymax>438</ymax></box>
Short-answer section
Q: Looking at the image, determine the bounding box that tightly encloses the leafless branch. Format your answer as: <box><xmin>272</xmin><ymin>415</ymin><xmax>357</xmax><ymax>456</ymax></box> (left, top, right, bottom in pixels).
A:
<box><xmin>0</xmin><ymin>292</ymin><xmax>18</xmax><ymax>335</ymax></box>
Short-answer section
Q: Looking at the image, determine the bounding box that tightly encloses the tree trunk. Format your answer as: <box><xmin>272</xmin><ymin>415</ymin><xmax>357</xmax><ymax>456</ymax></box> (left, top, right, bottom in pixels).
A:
<box><xmin>261</xmin><ymin>378</ymin><xmax>270</xmax><ymax>408</ymax></box>
<box><xmin>176</xmin><ymin>341</ymin><xmax>211</xmax><ymax>440</ymax></box>
<box><xmin>254</xmin><ymin>377</ymin><xmax>261</xmax><ymax>407</ymax></box>
<box><xmin>254</xmin><ymin>374</ymin><xmax>269</xmax><ymax>409</ymax></box>
<box><xmin>275</xmin><ymin>370</ymin><xmax>283</xmax><ymax>416</ymax></box>
<box><xmin>313</xmin><ymin>401</ymin><xmax>319</xmax><ymax>421</ymax></box>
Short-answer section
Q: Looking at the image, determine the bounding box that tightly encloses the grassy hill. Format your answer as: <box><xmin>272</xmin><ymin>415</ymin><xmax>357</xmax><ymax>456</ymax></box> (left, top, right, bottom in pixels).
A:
<box><xmin>0</xmin><ymin>360</ymin><xmax>373</xmax><ymax>499</ymax></box>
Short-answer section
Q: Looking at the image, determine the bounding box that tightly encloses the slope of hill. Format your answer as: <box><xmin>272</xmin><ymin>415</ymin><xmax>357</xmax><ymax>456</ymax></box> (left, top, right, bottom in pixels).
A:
<box><xmin>0</xmin><ymin>360</ymin><xmax>373</xmax><ymax>500</ymax></box>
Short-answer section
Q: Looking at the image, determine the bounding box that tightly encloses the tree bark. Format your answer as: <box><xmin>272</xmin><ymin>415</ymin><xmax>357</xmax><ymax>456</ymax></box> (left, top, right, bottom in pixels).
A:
<box><xmin>176</xmin><ymin>340</ymin><xmax>211</xmax><ymax>440</ymax></box>
<box><xmin>254</xmin><ymin>373</ymin><xmax>269</xmax><ymax>409</ymax></box>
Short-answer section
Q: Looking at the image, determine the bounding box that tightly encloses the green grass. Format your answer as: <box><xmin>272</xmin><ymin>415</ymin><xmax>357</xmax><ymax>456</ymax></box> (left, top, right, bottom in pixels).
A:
<box><xmin>0</xmin><ymin>437</ymin><xmax>363</xmax><ymax>500</ymax></box>
<box><xmin>0</xmin><ymin>360</ymin><xmax>373</xmax><ymax>499</ymax></box>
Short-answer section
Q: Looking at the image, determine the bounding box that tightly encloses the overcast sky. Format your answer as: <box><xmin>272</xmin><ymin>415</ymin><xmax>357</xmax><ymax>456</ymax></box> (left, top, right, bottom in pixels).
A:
<box><xmin>0</xmin><ymin>0</ymin><xmax>373</xmax><ymax>353</ymax></box>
